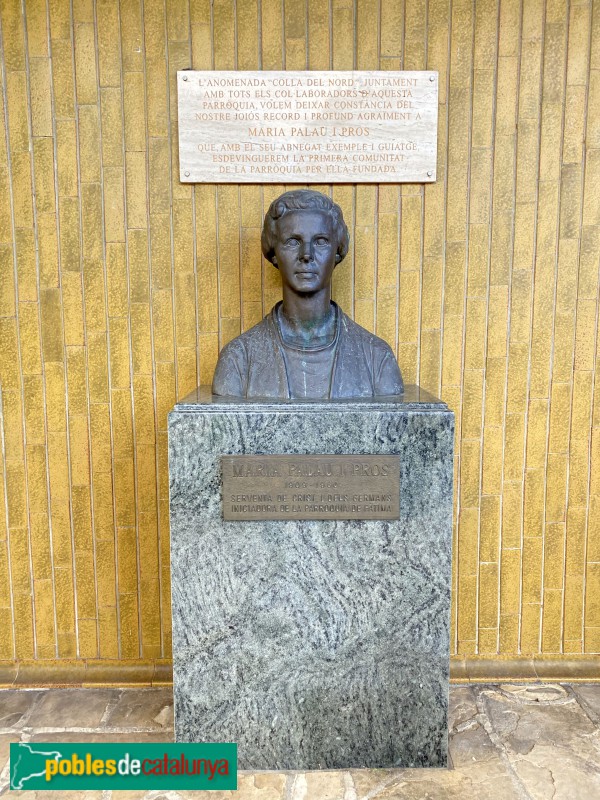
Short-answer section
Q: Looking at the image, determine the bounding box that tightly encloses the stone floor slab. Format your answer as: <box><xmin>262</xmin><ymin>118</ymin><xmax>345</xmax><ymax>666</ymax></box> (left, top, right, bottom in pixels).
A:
<box><xmin>0</xmin><ymin>691</ymin><xmax>42</xmax><ymax>729</ymax></box>
<box><xmin>104</xmin><ymin>688</ymin><xmax>173</xmax><ymax>729</ymax></box>
<box><xmin>478</xmin><ymin>685</ymin><xmax>600</xmax><ymax>800</ymax></box>
<box><xmin>25</xmin><ymin>688</ymin><xmax>120</xmax><ymax>729</ymax></box>
<box><xmin>572</xmin><ymin>684</ymin><xmax>600</xmax><ymax>724</ymax></box>
<box><xmin>29</xmin><ymin>730</ymin><xmax>172</xmax><ymax>743</ymax></box>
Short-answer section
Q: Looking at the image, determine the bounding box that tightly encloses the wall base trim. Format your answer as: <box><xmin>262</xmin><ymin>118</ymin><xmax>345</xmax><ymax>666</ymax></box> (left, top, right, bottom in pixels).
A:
<box><xmin>450</xmin><ymin>655</ymin><xmax>600</xmax><ymax>683</ymax></box>
<box><xmin>0</xmin><ymin>660</ymin><xmax>173</xmax><ymax>688</ymax></box>
<box><xmin>0</xmin><ymin>656</ymin><xmax>598</xmax><ymax>688</ymax></box>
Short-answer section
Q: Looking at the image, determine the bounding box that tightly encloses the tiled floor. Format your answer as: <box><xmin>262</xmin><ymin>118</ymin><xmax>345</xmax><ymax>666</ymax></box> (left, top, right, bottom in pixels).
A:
<box><xmin>1</xmin><ymin>683</ymin><xmax>599</xmax><ymax>798</ymax></box>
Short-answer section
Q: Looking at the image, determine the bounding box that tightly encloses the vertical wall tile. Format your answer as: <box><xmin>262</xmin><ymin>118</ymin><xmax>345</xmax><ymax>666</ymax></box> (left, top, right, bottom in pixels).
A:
<box><xmin>0</xmin><ymin>0</ymin><xmax>598</xmax><ymax>671</ymax></box>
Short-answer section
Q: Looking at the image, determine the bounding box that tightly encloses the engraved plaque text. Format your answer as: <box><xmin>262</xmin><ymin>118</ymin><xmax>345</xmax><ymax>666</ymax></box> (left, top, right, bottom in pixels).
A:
<box><xmin>222</xmin><ymin>455</ymin><xmax>400</xmax><ymax>520</ymax></box>
<box><xmin>178</xmin><ymin>71</ymin><xmax>438</xmax><ymax>183</ymax></box>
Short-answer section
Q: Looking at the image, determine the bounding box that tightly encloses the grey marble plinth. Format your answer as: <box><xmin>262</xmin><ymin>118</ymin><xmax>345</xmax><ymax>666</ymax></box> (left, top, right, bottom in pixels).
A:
<box><xmin>168</xmin><ymin>386</ymin><xmax>454</xmax><ymax>770</ymax></box>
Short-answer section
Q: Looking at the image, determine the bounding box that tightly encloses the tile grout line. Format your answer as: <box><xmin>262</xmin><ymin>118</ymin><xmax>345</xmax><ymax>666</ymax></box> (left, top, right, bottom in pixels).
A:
<box><xmin>508</xmin><ymin>0</ymin><xmax>525</xmax><ymax>663</ymax></box>
<box><xmin>484</xmin><ymin>0</ymin><xmax>506</xmax><ymax>659</ymax></box>
<box><xmin>21</xmin><ymin>0</ymin><xmax>56</xmax><ymax>663</ymax></box>
<box><xmin>111</xmin><ymin>0</ymin><xmax>144</xmax><ymax>662</ymax></box>
<box><xmin>137</xmin><ymin>0</ymin><xmax>164</xmax><ymax>661</ymax></box>
<box><xmin>541</xmin><ymin>0</ymin><xmax>572</xmax><ymax>657</ymax></box>
<box><xmin>0</xmin><ymin>387</ymin><xmax>15</xmax><ymax>661</ymax></box>
<box><xmin>40</xmin><ymin>0</ymin><xmax>64</xmax><ymax>663</ymax></box>
<box><xmin>519</xmin><ymin>0</ymin><xmax>548</xmax><ymax>659</ymax></box>
<box><xmin>455</xmin><ymin>0</ymin><xmax>478</xmax><ymax>658</ymax></box>
<box><xmin>87</xmin><ymin>0</ymin><xmax>108</xmax><ymax>665</ymax></box>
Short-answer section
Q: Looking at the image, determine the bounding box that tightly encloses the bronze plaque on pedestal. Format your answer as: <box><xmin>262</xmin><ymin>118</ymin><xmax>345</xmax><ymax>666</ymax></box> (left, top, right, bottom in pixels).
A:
<box><xmin>221</xmin><ymin>455</ymin><xmax>400</xmax><ymax>520</ymax></box>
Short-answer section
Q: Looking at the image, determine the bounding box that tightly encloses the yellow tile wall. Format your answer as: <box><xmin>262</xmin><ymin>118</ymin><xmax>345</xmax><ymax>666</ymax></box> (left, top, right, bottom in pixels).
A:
<box><xmin>0</xmin><ymin>0</ymin><xmax>598</xmax><ymax>664</ymax></box>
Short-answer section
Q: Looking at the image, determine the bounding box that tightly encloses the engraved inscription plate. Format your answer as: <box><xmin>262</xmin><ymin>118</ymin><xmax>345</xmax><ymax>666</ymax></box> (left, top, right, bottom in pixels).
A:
<box><xmin>178</xmin><ymin>71</ymin><xmax>438</xmax><ymax>183</ymax></box>
<box><xmin>222</xmin><ymin>455</ymin><xmax>400</xmax><ymax>520</ymax></box>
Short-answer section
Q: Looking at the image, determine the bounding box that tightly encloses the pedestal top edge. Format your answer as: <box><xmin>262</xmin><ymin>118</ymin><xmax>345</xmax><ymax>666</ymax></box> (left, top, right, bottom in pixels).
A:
<box><xmin>171</xmin><ymin>385</ymin><xmax>451</xmax><ymax>414</ymax></box>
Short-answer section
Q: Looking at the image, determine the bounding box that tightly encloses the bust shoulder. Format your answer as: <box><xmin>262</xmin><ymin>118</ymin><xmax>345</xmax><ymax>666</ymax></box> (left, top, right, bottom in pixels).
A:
<box><xmin>336</xmin><ymin>309</ymin><xmax>404</xmax><ymax>395</ymax></box>
<box><xmin>218</xmin><ymin>313</ymin><xmax>274</xmax><ymax>355</ymax></box>
<box><xmin>212</xmin><ymin>312</ymin><xmax>280</xmax><ymax>397</ymax></box>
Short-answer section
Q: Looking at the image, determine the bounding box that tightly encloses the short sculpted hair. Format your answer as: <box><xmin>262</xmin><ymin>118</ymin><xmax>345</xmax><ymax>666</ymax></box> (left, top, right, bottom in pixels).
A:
<box><xmin>261</xmin><ymin>190</ymin><xmax>350</xmax><ymax>265</ymax></box>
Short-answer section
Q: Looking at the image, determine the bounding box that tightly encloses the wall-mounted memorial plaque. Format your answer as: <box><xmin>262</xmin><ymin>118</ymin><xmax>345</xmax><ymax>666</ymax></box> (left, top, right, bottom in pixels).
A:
<box><xmin>221</xmin><ymin>454</ymin><xmax>400</xmax><ymax>520</ymax></box>
<box><xmin>178</xmin><ymin>71</ymin><xmax>438</xmax><ymax>183</ymax></box>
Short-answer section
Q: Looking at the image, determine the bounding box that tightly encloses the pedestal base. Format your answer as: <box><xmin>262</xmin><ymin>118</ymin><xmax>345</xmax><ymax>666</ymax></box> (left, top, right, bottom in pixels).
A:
<box><xmin>168</xmin><ymin>387</ymin><xmax>454</xmax><ymax>769</ymax></box>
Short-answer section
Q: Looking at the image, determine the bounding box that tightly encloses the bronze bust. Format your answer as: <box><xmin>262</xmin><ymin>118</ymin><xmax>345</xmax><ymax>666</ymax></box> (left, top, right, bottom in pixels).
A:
<box><xmin>212</xmin><ymin>190</ymin><xmax>404</xmax><ymax>399</ymax></box>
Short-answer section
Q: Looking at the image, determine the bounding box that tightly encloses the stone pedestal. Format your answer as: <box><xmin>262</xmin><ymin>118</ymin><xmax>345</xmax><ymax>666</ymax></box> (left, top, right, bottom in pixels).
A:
<box><xmin>168</xmin><ymin>386</ymin><xmax>454</xmax><ymax>770</ymax></box>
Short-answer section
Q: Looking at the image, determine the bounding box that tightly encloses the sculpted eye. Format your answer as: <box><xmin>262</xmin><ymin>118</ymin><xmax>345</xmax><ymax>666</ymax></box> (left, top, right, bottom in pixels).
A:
<box><xmin>285</xmin><ymin>237</ymin><xmax>300</xmax><ymax>246</ymax></box>
<box><xmin>316</xmin><ymin>237</ymin><xmax>329</xmax><ymax>245</ymax></box>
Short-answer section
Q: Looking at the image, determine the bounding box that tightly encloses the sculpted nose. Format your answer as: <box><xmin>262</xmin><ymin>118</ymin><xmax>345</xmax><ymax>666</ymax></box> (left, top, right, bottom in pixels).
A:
<box><xmin>299</xmin><ymin>242</ymin><xmax>314</xmax><ymax>262</ymax></box>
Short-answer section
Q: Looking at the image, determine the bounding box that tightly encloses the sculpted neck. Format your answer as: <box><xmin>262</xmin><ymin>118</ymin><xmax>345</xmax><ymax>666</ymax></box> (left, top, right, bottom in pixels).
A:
<box><xmin>278</xmin><ymin>288</ymin><xmax>336</xmax><ymax>348</ymax></box>
<box><xmin>281</xmin><ymin>284</ymin><xmax>332</xmax><ymax>321</ymax></box>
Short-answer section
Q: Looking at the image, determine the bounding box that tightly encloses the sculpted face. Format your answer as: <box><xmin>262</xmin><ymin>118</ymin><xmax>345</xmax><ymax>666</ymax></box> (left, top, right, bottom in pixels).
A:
<box><xmin>212</xmin><ymin>190</ymin><xmax>405</xmax><ymax>398</ymax></box>
<box><xmin>272</xmin><ymin>210</ymin><xmax>339</xmax><ymax>295</ymax></box>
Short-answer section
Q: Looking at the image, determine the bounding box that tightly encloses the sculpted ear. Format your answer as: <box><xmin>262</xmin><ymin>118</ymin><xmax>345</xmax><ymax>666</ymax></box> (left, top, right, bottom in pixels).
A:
<box><xmin>271</xmin><ymin>256</ymin><xmax>278</xmax><ymax>268</ymax></box>
<box><xmin>335</xmin><ymin>254</ymin><xmax>342</xmax><ymax>264</ymax></box>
